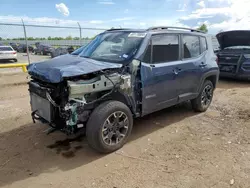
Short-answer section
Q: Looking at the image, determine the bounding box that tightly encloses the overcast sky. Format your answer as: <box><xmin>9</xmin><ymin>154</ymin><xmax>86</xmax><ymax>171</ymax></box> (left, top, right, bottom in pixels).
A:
<box><xmin>0</xmin><ymin>0</ymin><xmax>249</xmax><ymax>38</ymax></box>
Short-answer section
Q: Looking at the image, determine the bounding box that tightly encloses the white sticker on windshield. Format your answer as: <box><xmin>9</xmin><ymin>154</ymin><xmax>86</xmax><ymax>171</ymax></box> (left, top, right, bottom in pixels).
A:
<box><xmin>128</xmin><ymin>33</ymin><xmax>147</xmax><ymax>38</ymax></box>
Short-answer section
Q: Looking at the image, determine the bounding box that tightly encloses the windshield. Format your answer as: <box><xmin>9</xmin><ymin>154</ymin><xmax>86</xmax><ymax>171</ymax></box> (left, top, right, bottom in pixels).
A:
<box><xmin>224</xmin><ymin>46</ymin><xmax>250</xmax><ymax>50</ymax></box>
<box><xmin>79</xmin><ymin>31</ymin><xmax>146</xmax><ymax>63</ymax></box>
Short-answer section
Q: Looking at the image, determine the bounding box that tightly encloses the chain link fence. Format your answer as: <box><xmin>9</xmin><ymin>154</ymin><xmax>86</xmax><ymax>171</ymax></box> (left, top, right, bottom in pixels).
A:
<box><xmin>0</xmin><ymin>20</ymin><xmax>107</xmax><ymax>64</ymax></box>
<box><xmin>0</xmin><ymin>20</ymin><xmax>219</xmax><ymax>65</ymax></box>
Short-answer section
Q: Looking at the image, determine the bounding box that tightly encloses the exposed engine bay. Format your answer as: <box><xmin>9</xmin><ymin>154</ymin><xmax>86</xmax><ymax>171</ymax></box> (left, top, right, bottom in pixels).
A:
<box><xmin>29</xmin><ymin>69</ymin><xmax>134</xmax><ymax>135</ymax></box>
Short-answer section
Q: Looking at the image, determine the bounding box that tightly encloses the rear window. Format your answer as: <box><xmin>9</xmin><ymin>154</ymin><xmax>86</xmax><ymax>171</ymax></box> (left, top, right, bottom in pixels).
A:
<box><xmin>0</xmin><ymin>47</ymin><xmax>13</xmax><ymax>51</ymax></box>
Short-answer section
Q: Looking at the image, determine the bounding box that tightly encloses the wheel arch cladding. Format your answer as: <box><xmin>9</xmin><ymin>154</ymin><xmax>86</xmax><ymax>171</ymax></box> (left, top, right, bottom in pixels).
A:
<box><xmin>198</xmin><ymin>70</ymin><xmax>219</xmax><ymax>93</ymax></box>
<box><xmin>108</xmin><ymin>92</ymin><xmax>136</xmax><ymax>116</ymax></box>
<box><xmin>205</xmin><ymin>75</ymin><xmax>217</xmax><ymax>88</ymax></box>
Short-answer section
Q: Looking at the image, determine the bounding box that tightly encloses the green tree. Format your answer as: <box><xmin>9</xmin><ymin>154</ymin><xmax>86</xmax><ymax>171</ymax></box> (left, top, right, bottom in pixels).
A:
<box><xmin>197</xmin><ymin>23</ymin><xmax>208</xmax><ymax>33</ymax></box>
<box><xmin>65</xmin><ymin>35</ymin><xmax>73</xmax><ymax>40</ymax></box>
<box><xmin>48</xmin><ymin>36</ymin><xmax>52</xmax><ymax>40</ymax></box>
<box><xmin>0</xmin><ymin>37</ymin><xmax>2</xmax><ymax>40</ymax></box>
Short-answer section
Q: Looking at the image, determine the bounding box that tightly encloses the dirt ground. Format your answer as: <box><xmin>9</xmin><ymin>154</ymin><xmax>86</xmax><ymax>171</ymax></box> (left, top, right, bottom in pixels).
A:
<box><xmin>0</xmin><ymin>72</ymin><xmax>249</xmax><ymax>188</ymax></box>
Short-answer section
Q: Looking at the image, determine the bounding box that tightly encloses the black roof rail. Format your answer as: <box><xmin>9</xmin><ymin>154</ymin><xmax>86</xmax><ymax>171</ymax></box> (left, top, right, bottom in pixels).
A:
<box><xmin>147</xmin><ymin>26</ymin><xmax>205</xmax><ymax>33</ymax></box>
<box><xmin>106</xmin><ymin>28</ymin><xmax>131</xmax><ymax>31</ymax></box>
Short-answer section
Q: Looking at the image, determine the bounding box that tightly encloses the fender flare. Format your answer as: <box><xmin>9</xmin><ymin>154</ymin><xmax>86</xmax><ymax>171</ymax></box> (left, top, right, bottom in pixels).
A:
<box><xmin>109</xmin><ymin>91</ymin><xmax>137</xmax><ymax>116</ymax></box>
<box><xmin>197</xmin><ymin>69</ymin><xmax>219</xmax><ymax>93</ymax></box>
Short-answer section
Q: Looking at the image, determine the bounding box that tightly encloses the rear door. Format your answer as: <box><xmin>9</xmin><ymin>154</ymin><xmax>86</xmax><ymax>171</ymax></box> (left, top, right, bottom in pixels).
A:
<box><xmin>176</xmin><ymin>35</ymin><xmax>206</xmax><ymax>101</ymax></box>
<box><xmin>141</xmin><ymin>33</ymin><xmax>181</xmax><ymax>115</ymax></box>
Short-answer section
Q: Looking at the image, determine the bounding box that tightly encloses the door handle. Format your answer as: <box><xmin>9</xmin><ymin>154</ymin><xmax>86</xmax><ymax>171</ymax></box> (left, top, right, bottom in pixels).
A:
<box><xmin>149</xmin><ymin>64</ymin><xmax>155</xmax><ymax>68</ymax></box>
<box><xmin>199</xmin><ymin>62</ymin><xmax>207</xmax><ymax>67</ymax></box>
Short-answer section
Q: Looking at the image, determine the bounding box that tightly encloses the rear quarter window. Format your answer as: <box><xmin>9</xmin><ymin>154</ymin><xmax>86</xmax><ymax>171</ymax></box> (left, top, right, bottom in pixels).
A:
<box><xmin>200</xmin><ymin>37</ymin><xmax>208</xmax><ymax>53</ymax></box>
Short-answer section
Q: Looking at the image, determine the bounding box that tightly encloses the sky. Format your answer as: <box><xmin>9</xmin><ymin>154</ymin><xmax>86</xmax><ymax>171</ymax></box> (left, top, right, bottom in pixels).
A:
<box><xmin>0</xmin><ymin>0</ymin><xmax>250</xmax><ymax>38</ymax></box>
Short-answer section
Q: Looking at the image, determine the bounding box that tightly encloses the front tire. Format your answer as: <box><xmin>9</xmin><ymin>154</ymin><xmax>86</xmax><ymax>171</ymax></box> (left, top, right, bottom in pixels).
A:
<box><xmin>86</xmin><ymin>101</ymin><xmax>133</xmax><ymax>153</ymax></box>
<box><xmin>191</xmin><ymin>80</ymin><xmax>214</xmax><ymax>112</ymax></box>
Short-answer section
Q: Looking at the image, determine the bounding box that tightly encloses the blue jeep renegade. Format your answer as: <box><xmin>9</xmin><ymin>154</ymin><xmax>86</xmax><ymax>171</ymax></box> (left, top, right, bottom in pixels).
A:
<box><xmin>28</xmin><ymin>26</ymin><xmax>219</xmax><ymax>153</ymax></box>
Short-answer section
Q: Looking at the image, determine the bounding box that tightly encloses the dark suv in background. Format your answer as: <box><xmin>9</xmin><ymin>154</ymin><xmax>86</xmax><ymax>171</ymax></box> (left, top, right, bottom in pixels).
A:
<box><xmin>27</xmin><ymin>27</ymin><xmax>219</xmax><ymax>153</ymax></box>
<box><xmin>216</xmin><ymin>30</ymin><xmax>250</xmax><ymax>80</ymax></box>
<box><xmin>34</xmin><ymin>42</ymin><xmax>54</xmax><ymax>55</ymax></box>
<box><xmin>17</xmin><ymin>44</ymin><xmax>34</xmax><ymax>53</ymax></box>
<box><xmin>50</xmin><ymin>46</ymin><xmax>75</xmax><ymax>58</ymax></box>
<box><xmin>9</xmin><ymin>42</ymin><xmax>18</xmax><ymax>51</ymax></box>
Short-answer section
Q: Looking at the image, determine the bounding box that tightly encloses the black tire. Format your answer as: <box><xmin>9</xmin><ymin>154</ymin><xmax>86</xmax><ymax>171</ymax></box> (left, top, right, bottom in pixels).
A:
<box><xmin>191</xmin><ymin>80</ymin><xmax>214</xmax><ymax>112</ymax></box>
<box><xmin>13</xmin><ymin>59</ymin><xmax>17</xmax><ymax>62</ymax></box>
<box><xmin>86</xmin><ymin>100</ymin><xmax>133</xmax><ymax>153</ymax></box>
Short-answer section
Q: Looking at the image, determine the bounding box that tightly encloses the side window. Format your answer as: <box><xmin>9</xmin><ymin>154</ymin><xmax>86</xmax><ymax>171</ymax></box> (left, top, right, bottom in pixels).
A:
<box><xmin>143</xmin><ymin>34</ymin><xmax>179</xmax><ymax>63</ymax></box>
<box><xmin>200</xmin><ymin>37</ymin><xmax>208</xmax><ymax>53</ymax></box>
<box><xmin>183</xmin><ymin>35</ymin><xmax>200</xmax><ymax>59</ymax></box>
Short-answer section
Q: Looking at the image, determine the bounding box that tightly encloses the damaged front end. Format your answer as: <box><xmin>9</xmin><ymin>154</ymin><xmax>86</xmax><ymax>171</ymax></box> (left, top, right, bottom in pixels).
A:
<box><xmin>28</xmin><ymin>30</ymin><xmax>145</xmax><ymax>135</ymax></box>
<box><xmin>29</xmin><ymin>69</ymin><xmax>134</xmax><ymax>135</ymax></box>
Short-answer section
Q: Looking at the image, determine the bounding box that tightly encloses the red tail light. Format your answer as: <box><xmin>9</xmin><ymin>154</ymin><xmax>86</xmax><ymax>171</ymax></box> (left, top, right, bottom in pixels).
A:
<box><xmin>12</xmin><ymin>51</ymin><xmax>16</xmax><ymax>54</ymax></box>
<box><xmin>216</xmin><ymin>56</ymin><xmax>218</xmax><ymax>64</ymax></box>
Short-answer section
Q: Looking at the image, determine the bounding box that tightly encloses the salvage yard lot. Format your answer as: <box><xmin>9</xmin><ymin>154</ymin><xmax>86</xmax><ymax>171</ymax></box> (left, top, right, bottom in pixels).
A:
<box><xmin>0</xmin><ymin>72</ymin><xmax>249</xmax><ymax>188</ymax></box>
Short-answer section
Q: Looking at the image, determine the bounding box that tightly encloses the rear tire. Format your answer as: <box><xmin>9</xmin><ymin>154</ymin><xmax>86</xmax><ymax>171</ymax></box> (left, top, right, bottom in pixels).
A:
<box><xmin>191</xmin><ymin>80</ymin><xmax>214</xmax><ymax>112</ymax></box>
<box><xmin>86</xmin><ymin>101</ymin><xmax>133</xmax><ymax>153</ymax></box>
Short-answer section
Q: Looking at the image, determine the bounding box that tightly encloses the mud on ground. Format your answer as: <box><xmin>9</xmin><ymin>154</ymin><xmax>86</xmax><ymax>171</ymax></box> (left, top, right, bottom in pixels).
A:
<box><xmin>0</xmin><ymin>72</ymin><xmax>249</xmax><ymax>188</ymax></box>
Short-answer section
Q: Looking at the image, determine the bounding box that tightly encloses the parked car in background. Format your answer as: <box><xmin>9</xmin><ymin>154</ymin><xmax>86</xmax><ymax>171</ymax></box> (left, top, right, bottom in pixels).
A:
<box><xmin>34</xmin><ymin>43</ymin><xmax>54</xmax><ymax>55</ymax></box>
<box><xmin>9</xmin><ymin>42</ymin><xmax>18</xmax><ymax>51</ymax></box>
<box><xmin>50</xmin><ymin>46</ymin><xmax>76</xmax><ymax>58</ymax></box>
<box><xmin>71</xmin><ymin>45</ymin><xmax>85</xmax><ymax>56</ymax></box>
<box><xmin>50</xmin><ymin>47</ymin><xmax>69</xmax><ymax>58</ymax></box>
<box><xmin>216</xmin><ymin>30</ymin><xmax>250</xmax><ymax>80</ymax></box>
<box><xmin>17</xmin><ymin>44</ymin><xmax>34</xmax><ymax>53</ymax></box>
<box><xmin>67</xmin><ymin>46</ymin><xmax>75</xmax><ymax>54</ymax></box>
<box><xmin>0</xmin><ymin>46</ymin><xmax>17</xmax><ymax>62</ymax></box>
<box><xmin>27</xmin><ymin>27</ymin><xmax>219</xmax><ymax>153</ymax></box>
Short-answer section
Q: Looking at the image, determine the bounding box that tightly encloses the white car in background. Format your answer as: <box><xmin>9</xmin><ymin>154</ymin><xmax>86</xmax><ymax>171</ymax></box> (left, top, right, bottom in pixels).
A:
<box><xmin>0</xmin><ymin>46</ymin><xmax>17</xmax><ymax>62</ymax></box>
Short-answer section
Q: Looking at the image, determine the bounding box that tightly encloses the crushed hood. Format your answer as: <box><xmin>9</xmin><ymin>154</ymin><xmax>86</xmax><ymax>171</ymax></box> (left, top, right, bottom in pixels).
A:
<box><xmin>216</xmin><ymin>30</ymin><xmax>250</xmax><ymax>49</ymax></box>
<box><xmin>27</xmin><ymin>54</ymin><xmax>122</xmax><ymax>83</ymax></box>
